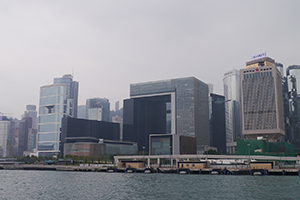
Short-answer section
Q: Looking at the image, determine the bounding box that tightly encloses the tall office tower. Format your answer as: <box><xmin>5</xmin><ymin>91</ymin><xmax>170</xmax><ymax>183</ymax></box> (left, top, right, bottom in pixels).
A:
<box><xmin>77</xmin><ymin>105</ymin><xmax>86</xmax><ymax>119</ymax></box>
<box><xmin>37</xmin><ymin>77</ymin><xmax>78</xmax><ymax>156</ymax></box>
<box><xmin>286</xmin><ymin>65</ymin><xmax>300</xmax><ymax>151</ymax></box>
<box><xmin>22</xmin><ymin>105</ymin><xmax>37</xmax><ymax>129</ymax></box>
<box><xmin>223</xmin><ymin>69</ymin><xmax>241</xmax><ymax>154</ymax></box>
<box><xmin>241</xmin><ymin>55</ymin><xmax>285</xmax><ymax>141</ymax></box>
<box><xmin>209</xmin><ymin>93</ymin><xmax>226</xmax><ymax>154</ymax></box>
<box><xmin>18</xmin><ymin>117</ymin><xmax>32</xmax><ymax>156</ymax></box>
<box><xmin>86</xmin><ymin>98</ymin><xmax>110</xmax><ymax>122</ymax></box>
<box><xmin>123</xmin><ymin>77</ymin><xmax>210</xmax><ymax>152</ymax></box>
<box><xmin>0</xmin><ymin>116</ymin><xmax>14</xmax><ymax>157</ymax></box>
<box><xmin>276</xmin><ymin>63</ymin><xmax>284</xmax><ymax>78</ymax></box>
<box><xmin>115</xmin><ymin>101</ymin><xmax>119</xmax><ymax>111</ymax></box>
<box><xmin>53</xmin><ymin>74</ymin><xmax>79</xmax><ymax>118</ymax></box>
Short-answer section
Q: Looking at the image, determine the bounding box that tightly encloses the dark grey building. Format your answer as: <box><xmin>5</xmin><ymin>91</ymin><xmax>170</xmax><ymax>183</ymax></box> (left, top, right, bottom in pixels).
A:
<box><xmin>18</xmin><ymin>117</ymin><xmax>32</xmax><ymax>156</ymax></box>
<box><xmin>209</xmin><ymin>93</ymin><xmax>226</xmax><ymax>154</ymax></box>
<box><xmin>286</xmin><ymin>65</ymin><xmax>300</xmax><ymax>152</ymax></box>
<box><xmin>123</xmin><ymin>77</ymin><xmax>210</xmax><ymax>152</ymax></box>
<box><xmin>60</xmin><ymin>117</ymin><xmax>120</xmax><ymax>154</ymax></box>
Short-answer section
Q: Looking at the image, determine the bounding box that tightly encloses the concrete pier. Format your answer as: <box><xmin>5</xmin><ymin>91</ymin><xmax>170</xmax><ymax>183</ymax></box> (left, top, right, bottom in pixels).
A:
<box><xmin>1</xmin><ymin>164</ymin><xmax>300</xmax><ymax>176</ymax></box>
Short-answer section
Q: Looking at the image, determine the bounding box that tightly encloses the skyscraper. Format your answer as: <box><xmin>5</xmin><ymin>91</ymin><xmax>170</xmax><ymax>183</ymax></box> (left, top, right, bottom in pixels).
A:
<box><xmin>209</xmin><ymin>93</ymin><xmax>226</xmax><ymax>154</ymax></box>
<box><xmin>22</xmin><ymin>105</ymin><xmax>37</xmax><ymax>129</ymax></box>
<box><xmin>0</xmin><ymin>116</ymin><xmax>14</xmax><ymax>157</ymax></box>
<box><xmin>240</xmin><ymin>55</ymin><xmax>285</xmax><ymax>141</ymax></box>
<box><xmin>86</xmin><ymin>98</ymin><xmax>110</xmax><ymax>122</ymax></box>
<box><xmin>223</xmin><ymin>69</ymin><xmax>241</xmax><ymax>154</ymax></box>
<box><xmin>20</xmin><ymin>105</ymin><xmax>38</xmax><ymax>154</ymax></box>
<box><xmin>115</xmin><ymin>101</ymin><xmax>119</xmax><ymax>111</ymax></box>
<box><xmin>18</xmin><ymin>117</ymin><xmax>32</xmax><ymax>156</ymax></box>
<box><xmin>286</xmin><ymin>65</ymin><xmax>300</xmax><ymax>151</ymax></box>
<box><xmin>53</xmin><ymin>74</ymin><xmax>79</xmax><ymax>118</ymax></box>
<box><xmin>123</xmin><ymin>77</ymin><xmax>210</xmax><ymax>152</ymax></box>
<box><xmin>37</xmin><ymin>75</ymin><xmax>78</xmax><ymax>156</ymax></box>
<box><xmin>77</xmin><ymin>105</ymin><xmax>86</xmax><ymax>119</ymax></box>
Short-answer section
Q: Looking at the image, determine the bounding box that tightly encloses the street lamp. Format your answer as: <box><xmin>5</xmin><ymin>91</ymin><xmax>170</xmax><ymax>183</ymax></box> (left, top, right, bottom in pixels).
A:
<box><xmin>142</xmin><ymin>146</ymin><xmax>145</xmax><ymax>167</ymax></box>
<box><xmin>169</xmin><ymin>145</ymin><xmax>172</xmax><ymax>168</ymax></box>
<box><xmin>247</xmin><ymin>143</ymin><xmax>251</xmax><ymax>168</ymax></box>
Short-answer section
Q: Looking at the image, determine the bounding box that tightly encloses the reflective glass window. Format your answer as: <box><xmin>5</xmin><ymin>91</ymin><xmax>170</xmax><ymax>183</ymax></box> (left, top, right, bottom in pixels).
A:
<box><xmin>55</xmin><ymin>105</ymin><xmax>65</xmax><ymax>113</ymax></box>
<box><xmin>39</xmin><ymin>114</ymin><xmax>56</xmax><ymax>123</ymax></box>
<box><xmin>41</xmin><ymin>86</ymin><xmax>67</xmax><ymax>97</ymax></box>
<box><xmin>39</xmin><ymin>123</ymin><xmax>60</xmax><ymax>132</ymax></box>
<box><xmin>40</xmin><ymin>95</ymin><xmax>66</xmax><ymax>106</ymax></box>
<box><xmin>39</xmin><ymin>114</ymin><xmax>64</xmax><ymax>123</ymax></box>
<box><xmin>38</xmin><ymin>142</ymin><xmax>59</xmax><ymax>151</ymax></box>
<box><xmin>38</xmin><ymin>133</ymin><xmax>60</xmax><ymax>142</ymax></box>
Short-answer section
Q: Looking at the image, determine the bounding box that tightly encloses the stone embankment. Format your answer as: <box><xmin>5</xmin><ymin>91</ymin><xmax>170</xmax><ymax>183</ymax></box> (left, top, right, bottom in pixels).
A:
<box><xmin>1</xmin><ymin>164</ymin><xmax>300</xmax><ymax>175</ymax></box>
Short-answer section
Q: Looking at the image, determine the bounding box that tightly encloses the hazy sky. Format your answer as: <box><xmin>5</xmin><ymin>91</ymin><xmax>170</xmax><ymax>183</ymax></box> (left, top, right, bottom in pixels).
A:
<box><xmin>1</xmin><ymin>0</ymin><xmax>300</xmax><ymax>119</ymax></box>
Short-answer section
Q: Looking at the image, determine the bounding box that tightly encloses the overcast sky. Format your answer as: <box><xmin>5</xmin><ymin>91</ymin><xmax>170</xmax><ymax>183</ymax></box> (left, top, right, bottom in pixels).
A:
<box><xmin>1</xmin><ymin>0</ymin><xmax>300</xmax><ymax>119</ymax></box>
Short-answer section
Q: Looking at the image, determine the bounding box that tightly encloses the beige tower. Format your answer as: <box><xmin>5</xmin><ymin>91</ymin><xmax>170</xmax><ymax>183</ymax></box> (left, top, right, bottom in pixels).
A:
<box><xmin>240</xmin><ymin>55</ymin><xmax>285</xmax><ymax>141</ymax></box>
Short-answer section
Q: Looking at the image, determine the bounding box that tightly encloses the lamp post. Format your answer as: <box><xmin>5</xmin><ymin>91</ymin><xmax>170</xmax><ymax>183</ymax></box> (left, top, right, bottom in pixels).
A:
<box><xmin>247</xmin><ymin>143</ymin><xmax>251</xmax><ymax>169</ymax></box>
<box><xmin>169</xmin><ymin>145</ymin><xmax>172</xmax><ymax>168</ymax></box>
<box><xmin>142</xmin><ymin>146</ymin><xmax>145</xmax><ymax>167</ymax></box>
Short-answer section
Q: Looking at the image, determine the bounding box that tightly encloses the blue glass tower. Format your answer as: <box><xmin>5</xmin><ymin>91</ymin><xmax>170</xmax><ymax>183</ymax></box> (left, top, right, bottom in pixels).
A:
<box><xmin>37</xmin><ymin>75</ymin><xmax>78</xmax><ymax>156</ymax></box>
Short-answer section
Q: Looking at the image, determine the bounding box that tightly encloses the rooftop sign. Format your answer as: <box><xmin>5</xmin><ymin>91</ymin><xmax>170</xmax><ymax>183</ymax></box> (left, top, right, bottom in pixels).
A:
<box><xmin>252</xmin><ymin>52</ymin><xmax>266</xmax><ymax>60</ymax></box>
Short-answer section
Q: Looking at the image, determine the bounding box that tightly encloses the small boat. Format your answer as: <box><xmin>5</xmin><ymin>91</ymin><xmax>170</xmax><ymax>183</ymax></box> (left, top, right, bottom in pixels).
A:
<box><xmin>107</xmin><ymin>169</ymin><xmax>114</xmax><ymax>173</ymax></box>
<box><xmin>144</xmin><ymin>170</ymin><xmax>151</xmax><ymax>174</ymax></box>
<box><xmin>127</xmin><ymin>169</ymin><xmax>133</xmax><ymax>173</ymax></box>
<box><xmin>253</xmin><ymin>172</ymin><xmax>262</xmax><ymax>176</ymax></box>
<box><xmin>179</xmin><ymin>171</ymin><xmax>187</xmax><ymax>174</ymax></box>
<box><xmin>211</xmin><ymin>171</ymin><xmax>219</xmax><ymax>175</ymax></box>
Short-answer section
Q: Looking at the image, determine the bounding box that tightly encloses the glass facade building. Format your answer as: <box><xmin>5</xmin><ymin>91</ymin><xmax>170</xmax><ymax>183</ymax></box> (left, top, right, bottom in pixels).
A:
<box><xmin>287</xmin><ymin>65</ymin><xmax>300</xmax><ymax>96</ymax></box>
<box><xmin>53</xmin><ymin>74</ymin><xmax>79</xmax><ymax>118</ymax></box>
<box><xmin>223</xmin><ymin>69</ymin><xmax>241</xmax><ymax>154</ymax></box>
<box><xmin>37</xmin><ymin>84</ymin><xmax>74</xmax><ymax>156</ymax></box>
<box><xmin>86</xmin><ymin>98</ymin><xmax>110</xmax><ymax>122</ymax></box>
<box><xmin>286</xmin><ymin>65</ymin><xmax>300</xmax><ymax>151</ymax></box>
<box><xmin>241</xmin><ymin>57</ymin><xmax>285</xmax><ymax>141</ymax></box>
<box><xmin>209</xmin><ymin>93</ymin><xmax>226</xmax><ymax>154</ymax></box>
<box><xmin>0</xmin><ymin>119</ymin><xmax>12</xmax><ymax>157</ymax></box>
<box><xmin>123</xmin><ymin>77</ymin><xmax>209</xmax><ymax>152</ymax></box>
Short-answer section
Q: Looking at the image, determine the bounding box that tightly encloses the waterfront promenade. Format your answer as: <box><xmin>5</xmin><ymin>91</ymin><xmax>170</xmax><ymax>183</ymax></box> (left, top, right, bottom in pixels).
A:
<box><xmin>1</xmin><ymin>163</ymin><xmax>300</xmax><ymax>176</ymax></box>
<box><xmin>1</xmin><ymin>154</ymin><xmax>299</xmax><ymax>176</ymax></box>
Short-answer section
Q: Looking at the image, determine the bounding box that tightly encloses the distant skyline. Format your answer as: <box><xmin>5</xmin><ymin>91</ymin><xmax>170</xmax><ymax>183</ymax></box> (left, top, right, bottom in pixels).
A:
<box><xmin>1</xmin><ymin>0</ymin><xmax>300</xmax><ymax>118</ymax></box>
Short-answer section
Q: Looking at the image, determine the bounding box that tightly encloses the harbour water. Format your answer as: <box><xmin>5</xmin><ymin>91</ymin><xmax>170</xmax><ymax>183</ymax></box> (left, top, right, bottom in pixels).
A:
<box><xmin>0</xmin><ymin>170</ymin><xmax>299</xmax><ymax>200</ymax></box>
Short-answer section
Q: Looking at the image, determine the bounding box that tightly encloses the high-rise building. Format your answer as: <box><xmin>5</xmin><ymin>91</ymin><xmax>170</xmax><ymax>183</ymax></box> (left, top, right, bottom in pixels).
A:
<box><xmin>77</xmin><ymin>105</ymin><xmax>86</xmax><ymax>119</ymax></box>
<box><xmin>53</xmin><ymin>74</ymin><xmax>79</xmax><ymax>118</ymax></box>
<box><xmin>86</xmin><ymin>98</ymin><xmax>110</xmax><ymax>122</ymax></box>
<box><xmin>37</xmin><ymin>75</ymin><xmax>78</xmax><ymax>156</ymax></box>
<box><xmin>286</xmin><ymin>65</ymin><xmax>300</xmax><ymax>151</ymax></box>
<box><xmin>123</xmin><ymin>77</ymin><xmax>210</xmax><ymax>152</ymax></box>
<box><xmin>60</xmin><ymin>117</ymin><xmax>120</xmax><ymax>154</ymax></box>
<box><xmin>209</xmin><ymin>93</ymin><xmax>226</xmax><ymax>154</ymax></box>
<box><xmin>18</xmin><ymin>117</ymin><xmax>32</xmax><ymax>156</ymax></box>
<box><xmin>0</xmin><ymin>116</ymin><xmax>14</xmax><ymax>157</ymax></box>
<box><xmin>240</xmin><ymin>55</ymin><xmax>285</xmax><ymax>141</ymax></box>
<box><xmin>20</xmin><ymin>105</ymin><xmax>38</xmax><ymax>154</ymax></box>
<box><xmin>22</xmin><ymin>105</ymin><xmax>37</xmax><ymax>130</ymax></box>
<box><xmin>223</xmin><ymin>69</ymin><xmax>241</xmax><ymax>154</ymax></box>
<box><xmin>115</xmin><ymin>101</ymin><xmax>119</xmax><ymax>111</ymax></box>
